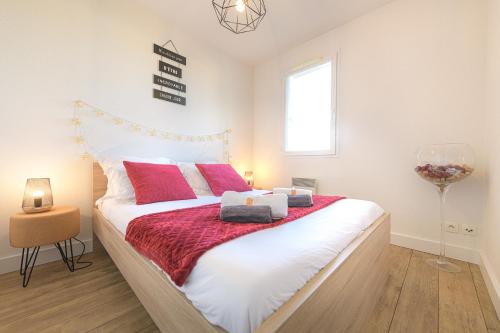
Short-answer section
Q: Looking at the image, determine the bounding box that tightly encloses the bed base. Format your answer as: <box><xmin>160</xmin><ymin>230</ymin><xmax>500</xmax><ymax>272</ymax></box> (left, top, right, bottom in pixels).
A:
<box><xmin>92</xmin><ymin>163</ymin><xmax>390</xmax><ymax>333</ymax></box>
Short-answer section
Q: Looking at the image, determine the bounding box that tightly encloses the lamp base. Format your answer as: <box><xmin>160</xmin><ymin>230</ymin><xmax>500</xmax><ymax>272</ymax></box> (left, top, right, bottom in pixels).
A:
<box><xmin>426</xmin><ymin>258</ymin><xmax>461</xmax><ymax>273</ymax></box>
<box><xmin>23</xmin><ymin>206</ymin><xmax>53</xmax><ymax>214</ymax></box>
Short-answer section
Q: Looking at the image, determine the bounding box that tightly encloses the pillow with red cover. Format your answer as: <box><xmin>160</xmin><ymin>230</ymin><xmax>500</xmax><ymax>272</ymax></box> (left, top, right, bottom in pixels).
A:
<box><xmin>195</xmin><ymin>164</ymin><xmax>252</xmax><ymax>196</ymax></box>
<box><xmin>123</xmin><ymin>161</ymin><xmax>197</xmax><ymax>205</ymax></box>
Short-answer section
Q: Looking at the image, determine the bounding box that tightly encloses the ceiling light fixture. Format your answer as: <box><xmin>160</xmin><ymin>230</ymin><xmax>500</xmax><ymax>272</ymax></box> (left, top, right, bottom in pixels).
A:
<box><xmin>212</xmin><ymin>0</ymin><xmax>266</xmax><ymax>34</ymax></box>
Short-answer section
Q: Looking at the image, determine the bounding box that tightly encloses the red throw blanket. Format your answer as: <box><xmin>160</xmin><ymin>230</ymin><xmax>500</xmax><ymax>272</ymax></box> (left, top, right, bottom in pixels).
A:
<box><xmin>125</xmin><ymin>195</ymin><xmax>345</xmax><ymax>286</ymax></box>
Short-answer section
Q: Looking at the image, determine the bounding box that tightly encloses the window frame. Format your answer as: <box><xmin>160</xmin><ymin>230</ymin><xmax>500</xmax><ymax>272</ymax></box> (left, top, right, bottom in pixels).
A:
<box><xmin>283</xmin><ymin>56</ymin><xmax>338</xmax><ymax>157</ymax></box>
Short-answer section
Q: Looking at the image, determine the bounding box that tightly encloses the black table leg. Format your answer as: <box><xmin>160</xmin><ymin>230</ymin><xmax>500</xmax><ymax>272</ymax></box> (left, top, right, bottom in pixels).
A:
<box><xmin>20</xmin><ymin>246</ymin><xmax>40</xmax><ymax>288</ymax></box>
<box><xmin>55</xmin><ymin>239</ymin><xmax>75</xmax><ymax>272</ymax></box>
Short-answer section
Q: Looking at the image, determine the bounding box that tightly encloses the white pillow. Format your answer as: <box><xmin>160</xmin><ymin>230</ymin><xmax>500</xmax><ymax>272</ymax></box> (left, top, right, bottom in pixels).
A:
<box><xmin>177</xmin><ymin>162</ymin><xmax>213</xmax><ymax>196</ymax></box>
<box><xmin>97</xmin><ymin>156</ymin><xmax>175</xmax><ymax>202</ymax></box>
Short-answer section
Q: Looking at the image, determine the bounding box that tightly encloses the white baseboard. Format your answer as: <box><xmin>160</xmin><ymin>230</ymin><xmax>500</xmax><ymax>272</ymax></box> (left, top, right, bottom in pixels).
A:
<box><xmin>391</xmin><ymin>232</ymin><xmax>480</xmax><ymax>264</ymax></box>
<box><xmin>0</xmin><ymin>239</ymin><xmax>93</xmax><ymax>275</ymax></box>
<box><xmin>479</xmin><ymin>251</ymin><xmax>500</xmax><ymax>318</ymax></box>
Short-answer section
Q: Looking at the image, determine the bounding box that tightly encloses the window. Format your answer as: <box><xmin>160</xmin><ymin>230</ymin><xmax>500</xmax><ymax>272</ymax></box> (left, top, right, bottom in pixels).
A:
<box><xmin>285</xmin><ymin>60</ymin><xmax>335</xmax><ymax>155</ymax></box>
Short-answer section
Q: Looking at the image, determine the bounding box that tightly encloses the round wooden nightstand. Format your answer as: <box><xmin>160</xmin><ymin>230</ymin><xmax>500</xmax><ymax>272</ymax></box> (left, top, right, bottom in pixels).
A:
<box><xmin>10</xmin><ymin>206</ymin><xmax>80</xmax><ymax>287</ymax></box>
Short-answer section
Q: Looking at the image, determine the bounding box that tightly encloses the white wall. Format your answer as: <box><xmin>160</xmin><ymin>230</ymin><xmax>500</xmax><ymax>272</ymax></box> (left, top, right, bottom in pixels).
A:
<box><xmin>0</xmin><ymin>0</ymin><xmax>254</xmax><ymax>273</ymax></box>
<box><xmin>480</xmin><ymin>0</ymin><xmax>500</xmax><ymax>317</ymax></box>
<box><xmin>253</xmin><ymin>0</ymin><xmax>487</xmax><ymax>262</ymax></box>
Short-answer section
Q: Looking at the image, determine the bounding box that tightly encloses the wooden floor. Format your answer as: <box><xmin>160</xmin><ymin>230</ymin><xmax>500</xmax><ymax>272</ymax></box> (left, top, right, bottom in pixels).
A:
<box><xmin>0</xmin><ymin>244</ymin><xmax>499</xmax><ymax>333</ymax></box>
<box><xmin>362</xmin><ymin>246</ymin><xmax>500</xmax><ymax>333</ymax></box>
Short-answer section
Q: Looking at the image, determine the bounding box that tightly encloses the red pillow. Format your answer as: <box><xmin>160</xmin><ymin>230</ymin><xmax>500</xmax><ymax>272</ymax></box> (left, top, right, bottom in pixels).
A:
<box><xmin>123</xmin><ymin>161</ymin><xmax>197</xmax><ymax>205</ymax></box>
<box><xmin>195</xmin><ymin>164</ymin><xmax>252</xmax><ymax>196</ymax></box>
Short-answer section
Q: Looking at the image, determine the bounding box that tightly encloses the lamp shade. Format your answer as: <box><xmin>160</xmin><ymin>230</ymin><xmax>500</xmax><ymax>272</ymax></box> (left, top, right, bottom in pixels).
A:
<box><xmin>212</xmin><ymin>0</ymin><xmax>266</xmax><ymax>34</ymax></box>
<box><xmin>22</xmin><ymin>178</ymin><xmax>53</xmax><ymax>214</ymax></box>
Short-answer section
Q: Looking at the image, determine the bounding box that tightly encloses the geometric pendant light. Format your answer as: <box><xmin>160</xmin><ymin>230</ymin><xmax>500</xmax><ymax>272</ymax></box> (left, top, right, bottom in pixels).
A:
<box><xmin>212</xmin><ymin>0</ymin><xmax>266</xmax><ymax>34</ymax></box>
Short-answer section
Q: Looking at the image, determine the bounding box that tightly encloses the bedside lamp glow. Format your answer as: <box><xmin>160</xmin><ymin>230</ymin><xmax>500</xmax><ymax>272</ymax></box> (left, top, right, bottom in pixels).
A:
<box><xmin>22</xmin><ymin>178</ymin><xmax>53</xmax><ymax>214</ymax></box>
<box><xmin>32</xmin><ymin>190</ymin><xmax>44</xmax><ymax>208</ymax></box>
<box><xmin>244</xmin><ymin>171</ymin><xmax>254</xmax><ymax>186</ymax></box>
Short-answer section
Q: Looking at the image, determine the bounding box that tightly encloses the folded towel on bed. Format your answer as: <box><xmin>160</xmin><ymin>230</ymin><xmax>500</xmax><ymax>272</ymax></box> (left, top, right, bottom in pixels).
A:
<box><xmin>220</xmin><ymin>191</ymin><xmax>248</xmax><ymax>207</ymax></box>
<box><xmin>273</xmin><ymin>187</ymin><xmax>313</xmax><ymax>197</ymax></box>
<box><xmin>254</xmin><ymin>194</ymin><xmax>288</xmax><ymax>219</ymax></box>
<box><xmin>273</xmin><ymin>187</ymin><xmax>314</xmax><ymax>205</ymax></box>
<box><xmin>220</xmin><ymin>205</ymin><xmax>273</xmax><ymax>223</ymax></box>
<box><xmin>287</xmin><ymin>194</ymin><xmax>313</xmax><ymax>207</ymax></box>
<box><xmin>221</xmin><ymin>191</ymin><xmax>288</xmax><ymax>219</ymax></box>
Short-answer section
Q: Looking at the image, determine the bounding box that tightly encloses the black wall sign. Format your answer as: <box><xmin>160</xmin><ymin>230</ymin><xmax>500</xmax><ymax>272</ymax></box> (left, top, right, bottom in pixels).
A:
<box><xmin>153</xmin><ymin>89</ymin><xmax>186</xmax><ymax>106</ymax></box>
<box><xmin>153</xmin><ymin>41</ymin><xmax>187</xmax><ymax>106</ymax></box>
<box><xmin>159</xmin><ymin>60</ymin><xmax>182</xmax><ymax>78</ymax></box>
<box><xmin>154</xmin><ymin>44</ymin><xmax>187</xmax><ymax>65</ymax></box>
<box><xmin>153</xmin><ymin>75</ymin><xmax>186</xmax><ymax>93</ymax></box>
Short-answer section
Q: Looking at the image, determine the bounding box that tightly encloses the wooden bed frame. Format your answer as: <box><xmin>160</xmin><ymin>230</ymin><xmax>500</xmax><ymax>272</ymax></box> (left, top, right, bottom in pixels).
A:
<box><xmin>92</xmin><ymin>162</ymin><xmax>391</xmax><ymax>333</ymax></box>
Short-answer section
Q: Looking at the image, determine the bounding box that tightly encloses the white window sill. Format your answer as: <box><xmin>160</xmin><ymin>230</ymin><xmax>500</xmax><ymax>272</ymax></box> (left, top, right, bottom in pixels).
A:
<box><xmin>283</xmin><ymin>151</ymin><xmax>338</xmax><ymax>158</ymax></box>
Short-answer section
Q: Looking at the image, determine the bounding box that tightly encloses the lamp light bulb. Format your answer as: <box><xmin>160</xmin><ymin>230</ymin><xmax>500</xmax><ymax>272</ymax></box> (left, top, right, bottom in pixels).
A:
<box><xmin>33</xmin><ymin>190</ymin><xmax>44</xmax><ymax>198</ymax></box>
<box><xmin>235</xmin><ymin>0</ymin><xmax>245</xmax><ymax>12</ymax></box>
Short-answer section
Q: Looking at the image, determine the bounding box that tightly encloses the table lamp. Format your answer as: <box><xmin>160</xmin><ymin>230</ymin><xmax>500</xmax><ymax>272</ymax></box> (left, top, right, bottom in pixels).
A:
<box><xmin>22</xmin><ymin>178</ymin><xmax>53</xmax><ymax>213</ymax></box>
<box><xmin>244</xmin><ymin>171</ymin><xmax>254</xmax><ymax>186</ymax></box>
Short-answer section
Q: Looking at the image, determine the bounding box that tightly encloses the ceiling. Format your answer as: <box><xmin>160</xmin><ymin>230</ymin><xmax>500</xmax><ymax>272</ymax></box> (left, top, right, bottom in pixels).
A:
<box><xmin>143</xmin><ymin>0</ymin><xmax>395</xmax><ymax>66</ymax></box>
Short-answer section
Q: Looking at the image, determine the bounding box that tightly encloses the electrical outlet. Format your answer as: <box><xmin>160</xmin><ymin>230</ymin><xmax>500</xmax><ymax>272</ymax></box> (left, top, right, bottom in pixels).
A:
<box><xmin>461</xmin><ymin>224</ymin><xmax>478</xmax><ymax>236</ymax></box>
<box><xmin>444</xmin><ymin>222</ymin><xmax>459</xmax><ymax>233</ymax></box>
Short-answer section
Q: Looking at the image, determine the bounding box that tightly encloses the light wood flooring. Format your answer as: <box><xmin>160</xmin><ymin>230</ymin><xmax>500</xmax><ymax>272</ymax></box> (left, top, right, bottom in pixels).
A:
<box><xmin>0</xmin><ymin>243</ymin><xmax>499</xmax><ymax>333</ymax></box>
<box><xmin>362</xmin><ymin>246</ymin><xmax>500</xmax><ymax>333</ymax></box>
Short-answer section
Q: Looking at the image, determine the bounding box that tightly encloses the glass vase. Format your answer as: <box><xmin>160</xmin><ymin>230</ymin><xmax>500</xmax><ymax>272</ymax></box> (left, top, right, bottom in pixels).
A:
<box><xmin>415</xmin><ymin>143</ymin><xmax>475</xmax><ymax>273</ymax></box>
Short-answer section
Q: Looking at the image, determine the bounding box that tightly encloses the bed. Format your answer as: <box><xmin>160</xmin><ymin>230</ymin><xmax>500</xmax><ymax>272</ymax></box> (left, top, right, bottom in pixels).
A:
<box><xmin>92</xmin><ymin>162</ymin><xmax>391</xmax><ymax>333</ymax></box>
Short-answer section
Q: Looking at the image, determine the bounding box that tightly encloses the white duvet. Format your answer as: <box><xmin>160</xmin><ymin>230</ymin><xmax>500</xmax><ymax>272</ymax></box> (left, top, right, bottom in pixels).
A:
<box><xmin>97</xmin><ymin>191</ymin><xmax>384</xmax><ymax>333</ymax></box>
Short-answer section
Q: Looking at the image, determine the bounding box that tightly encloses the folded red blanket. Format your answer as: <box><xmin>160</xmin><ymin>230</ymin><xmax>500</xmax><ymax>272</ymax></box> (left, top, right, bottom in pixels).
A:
<box><xmin>125</xmin><ymin>195</ymin><xmax>345</xmax><ymax>286</ymax></box>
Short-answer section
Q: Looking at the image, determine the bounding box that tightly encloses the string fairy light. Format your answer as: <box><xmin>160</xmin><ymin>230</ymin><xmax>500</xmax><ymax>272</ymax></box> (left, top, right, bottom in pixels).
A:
<box><xmin>130</xmin><ymin>124</ymin><xmax>142</xmax><ymax>133</ymax></box>
<box><xmin>80</xmin><ymin>152</ymin><xmax>91</xmax><ymax>160</ymax></box>
<box><xmin>71</xmin><ymin>100</ymin><xmax>232</xmax><ymax>162</ymax></box>
<box><xmin>74</xmin><ymin>136</ymin><xmax>85</xmax><ymax>145</ymax></box>
<box><xmin>112</xmin><ymin>117</ymin><xmax>124</xmax><ymax>125</ymax></box>
<box><xmin>70</xmin><ymin>117</ymin><xmax>82</xmax><ymax>126</ymax></box>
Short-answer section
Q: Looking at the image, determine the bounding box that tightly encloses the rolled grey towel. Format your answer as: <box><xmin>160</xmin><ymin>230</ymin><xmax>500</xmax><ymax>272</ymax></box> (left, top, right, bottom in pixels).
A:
<box><xmin>287</xmin><ymin>194</ymin><xmax>313</xmax><ymax>207</ymax></box>
<box><xmin>220</xmin><ymin>205</ymin><xmax>273</xmax><ymax>223</ymax></box>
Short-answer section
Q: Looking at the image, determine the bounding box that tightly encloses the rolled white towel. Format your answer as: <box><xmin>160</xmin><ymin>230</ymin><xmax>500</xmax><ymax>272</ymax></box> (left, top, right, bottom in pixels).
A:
<box><xmin>273</xmin><ymin>187</ymin><xmax>313</xmax><ymax>202</ymax></box>
<box><xmin>221</xmin><ymin>191</ymin><xmax>288</xmax><ymax>219</ymax></box>
<box><xmin>221</xmin><ymin>191</ymin><xmax>247</xmax><ymax>207</ymax></box>
<box><xmin>253</xmin><ymin>194</ymin><xmax>288</xmax><ymax>219</ymax></box>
